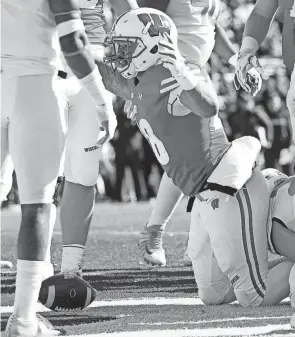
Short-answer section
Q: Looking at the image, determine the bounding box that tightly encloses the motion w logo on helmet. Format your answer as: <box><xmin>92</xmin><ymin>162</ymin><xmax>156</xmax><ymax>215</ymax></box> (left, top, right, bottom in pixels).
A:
<box><xmin>137</xmin><ymin>13</ymin><xmax>171</xmax><ymax>37</ymax></box>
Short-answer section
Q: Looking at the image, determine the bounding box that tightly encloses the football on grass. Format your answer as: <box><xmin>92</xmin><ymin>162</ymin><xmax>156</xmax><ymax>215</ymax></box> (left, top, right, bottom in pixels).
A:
<box><xmin>39</xmin><ymin>274</ymin><xmax>96</xmax><ymax>311</ymax></box>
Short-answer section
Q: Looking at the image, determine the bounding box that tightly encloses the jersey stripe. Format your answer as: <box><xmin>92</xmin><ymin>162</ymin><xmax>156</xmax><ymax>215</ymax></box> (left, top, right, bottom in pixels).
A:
<box><xmin>160</xmin><ymin>77</ymin><xmax>179</xmax><ymax>93</ymax></box>
<box><xmin>236</xmin><ymin>191</ymin><xmax>265</xmax><ymax>299</ymax></box>
<box><xmin>243</xmin><ymin>188</ymin><xmax>267</xmax><ymax>291</ymax></box>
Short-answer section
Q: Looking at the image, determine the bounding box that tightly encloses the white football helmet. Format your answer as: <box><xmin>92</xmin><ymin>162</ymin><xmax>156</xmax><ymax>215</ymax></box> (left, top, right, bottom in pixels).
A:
<box><xmin>103</xmin><ymin>7</ymin><xmax>178</xmax><ymax>79</ymax></box>
<box><xmin>261</xmin><ymin>168</ymin><xmax>288</xmax><ymax>191</ymax></box>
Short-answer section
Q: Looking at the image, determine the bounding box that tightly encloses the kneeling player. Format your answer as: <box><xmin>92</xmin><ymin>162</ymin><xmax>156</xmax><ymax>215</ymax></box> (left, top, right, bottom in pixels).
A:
<box><xmin>95</xmin><ymin>7</ymin><xmax>293</xmax><ymax>309</ymax></box>
<box><xmin>188</xmin><ymin>168</ymin><xmax>295</xmax><ymax>310</ymax></box>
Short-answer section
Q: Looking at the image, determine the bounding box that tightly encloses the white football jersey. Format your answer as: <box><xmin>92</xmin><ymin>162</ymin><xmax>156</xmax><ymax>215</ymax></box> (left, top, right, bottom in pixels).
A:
<box><xmin>166</xmin><ymin>0</ymin><xmax>222</xmax><ymax>66</ymax></box>
<box><xmin>1</xmin><ymin>0</ymin><xmax>61</xmax><ymax>76</ymax></box>
<box><xmin>262</xmin><ymin>168</ymin><xmax>295</xmax><ymax>253</ymax></box>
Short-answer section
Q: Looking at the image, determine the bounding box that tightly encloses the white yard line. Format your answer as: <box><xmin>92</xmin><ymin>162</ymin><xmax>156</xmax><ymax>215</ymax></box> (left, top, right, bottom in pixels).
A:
<box><xmin>1</xmin><ymin>297</ymin><xmax>291</xmax><ymax>314</ymax></box>
<box><xmin>62</xmin><ymin>324</ymin><xmax>293</xmax><ymax>337</ymax></box>
<box><xmin>129</xmin><ymin>315</ymin><xmax>291</xmax><ymax>326</ymax></box>
<box><xmin>0</xmin><ymin>297</ymin><xmax>205</xmax><ymax>314</ymax></box>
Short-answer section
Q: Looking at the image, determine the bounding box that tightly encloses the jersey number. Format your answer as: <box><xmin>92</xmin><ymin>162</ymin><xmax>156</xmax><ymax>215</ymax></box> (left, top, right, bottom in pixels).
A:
<box><xmin>138</xmin><ymin>119</ymin><xmax>169</xmax><ymax>165</ymax></box>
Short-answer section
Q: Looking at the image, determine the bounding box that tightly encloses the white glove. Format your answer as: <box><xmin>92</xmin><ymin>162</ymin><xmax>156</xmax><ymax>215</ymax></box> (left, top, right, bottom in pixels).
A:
<box><xmin>235</xmin><ymin>50</ymin><xmax>263</xmax><ymax>96</ymax></box>
<box><xmin>96</xmin><ymin>105</ymin><xmax>117</xmax><ymax>148</ymax></box>
<box><xmin>124</xmin><ymin>99</ymin><xmax>137</xmax><ymax>124</ymax></box>
<box><xmin>158</xmin><ymin>32</ymin><xmax>186</xmax><ymax>78</ymax></box>
<box><xmin>158</xmin><ymin>32</ymin><xmax>200</xmax><ymax>90</ymax></box>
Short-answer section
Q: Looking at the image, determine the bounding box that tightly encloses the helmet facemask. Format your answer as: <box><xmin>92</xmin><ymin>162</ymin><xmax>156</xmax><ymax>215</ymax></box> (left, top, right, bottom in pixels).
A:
<box><xmin>103</xmin><ymin>8</ymin><xmax>177</xmax><ymax>79</ymax></box>
<box><xmin>104</xmin><ymin>34</ymin><xmax>147</xmax><ymax>79</ymax></box>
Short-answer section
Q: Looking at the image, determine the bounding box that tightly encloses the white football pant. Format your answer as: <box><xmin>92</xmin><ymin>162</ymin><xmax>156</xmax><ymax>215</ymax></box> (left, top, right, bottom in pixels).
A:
<box><xmin>1</xmin><ymin>71</ymin><xmax>66</xmax><ymax>204</ymax></box>
<box><xmin>188</xmin><ymin>168</ymin><xmax>269</xmax><ymax>307</ymax></box>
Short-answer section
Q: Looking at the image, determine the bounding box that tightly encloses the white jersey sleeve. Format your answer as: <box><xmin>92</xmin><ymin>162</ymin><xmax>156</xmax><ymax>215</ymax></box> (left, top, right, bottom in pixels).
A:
<box><xmin>1</xmin><ymin>0</ymin><xmax>61</xmax><ymax>76</ymax></box>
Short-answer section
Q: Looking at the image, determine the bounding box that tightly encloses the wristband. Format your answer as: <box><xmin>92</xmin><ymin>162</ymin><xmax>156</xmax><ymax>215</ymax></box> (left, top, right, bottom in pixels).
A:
<box><xmin>176</xmin><ymin>64</ymin><xmax>201</xmax><ymax>91</ymax></box>
<box><xmin>80</xmin><ymin>67</ymin><xmax>112</xmax><ymax>121</ymax></box>
<box><xmin>57</xmin><ymin>19</ymin><xmax>85</xmax><ymax>38</ymax></box>
<box><xmin>240</xmin><ymin>36</ymin><xmax>259</xmax><ymax>54</ymax></box>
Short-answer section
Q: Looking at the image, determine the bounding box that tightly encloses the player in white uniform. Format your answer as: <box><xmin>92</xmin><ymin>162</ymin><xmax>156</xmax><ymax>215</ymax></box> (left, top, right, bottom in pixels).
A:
<box><xmin>235</xmin><ymin>0</ymin><xmax>295</xmax><ymax>139</ymax></box>
<box><xmin>0</xmin><ymin>0</ymin><xmax>138</xmax><ymax>278</ymax></box>
<box><xmin>187</xmin><ymin>167</ymin><xmax>295</xmax><ymax>309</ymax></box>
<box><xmin>262</xmin><ymin>168</ymin><xmax>295</xmax><ymax>328</ymax></box>
<box><xmin>1</xmin><ymin>0</ymin><xmax>116</xmax><ymax>335</ymax></box>
<box><xmin>49</xmin><ymin>0</ymin><xmax>139</xmax><ymax>276</ymax></box>
<box><xmin>124</xmin><ymin>0</ymin><xmax>239</xmax><ymax>266</ymax></box>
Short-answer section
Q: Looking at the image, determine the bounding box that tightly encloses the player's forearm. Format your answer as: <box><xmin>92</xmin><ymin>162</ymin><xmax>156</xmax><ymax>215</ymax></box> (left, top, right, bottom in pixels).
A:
<box><xmin>109</xmin><ymin>0</ymin><xmax>139</xmax><ymax>16</ymax></box>
<box><xmin>213</xmin><ymin>22</ymin><xmax>237</xmax><ymax>65</ymax></box>
<box><xmin>241</xmin><ymin>0</ymin><xmax>279</xmax><ymax>53</ymax></box>
<box><xmin>49</xmin><ymin>0</ymin><xmax>113</xmax><ymax>121</ymax></box>
<box><xmin>179</xmin><ymin>78</ymin><xmax>219</xmax><ymax>118</ymax></box>
<box><xmin>282</xmin><ymin>9</ymin><xmax>295</xmax><ymax>72</ymax></box>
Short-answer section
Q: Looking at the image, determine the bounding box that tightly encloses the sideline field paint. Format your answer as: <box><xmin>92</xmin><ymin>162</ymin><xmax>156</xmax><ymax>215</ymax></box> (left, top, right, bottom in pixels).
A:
<box><xmin>64</xmin><ymin>324</ymin><xmax>293</xmax><ymax>337</ymax></box>
<box><xmin>1</xmin><ymin>297</ymin><xmax>291</xmax><ymax>314</ymax></box>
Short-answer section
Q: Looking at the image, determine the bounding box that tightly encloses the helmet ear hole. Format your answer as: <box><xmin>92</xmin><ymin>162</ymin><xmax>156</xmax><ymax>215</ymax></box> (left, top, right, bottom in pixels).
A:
<box><xmin>150</xmin><ymin>45</ymin><xmax>158</xmax><ymax>54</ymax></box>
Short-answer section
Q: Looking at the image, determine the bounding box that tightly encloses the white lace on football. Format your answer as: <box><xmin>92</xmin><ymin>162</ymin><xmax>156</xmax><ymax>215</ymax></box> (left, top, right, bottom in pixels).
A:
<box><xmin>54</xmin><ymin>306</ymin><xmax>83</xmax><ymax>311</ymax></box>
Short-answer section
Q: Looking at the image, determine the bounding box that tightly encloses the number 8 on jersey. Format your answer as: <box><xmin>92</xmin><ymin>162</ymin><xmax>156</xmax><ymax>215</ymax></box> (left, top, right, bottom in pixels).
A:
<box><xmin>139</xmin><ymin>119</ymin><xmax>170</xmax><ymax>165</ymax></box>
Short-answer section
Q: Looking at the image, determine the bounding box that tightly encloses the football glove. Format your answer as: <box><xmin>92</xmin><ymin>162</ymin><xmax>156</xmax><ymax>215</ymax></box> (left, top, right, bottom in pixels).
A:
<box><xmin>124</xmin><ymin>99</ymin><xmax>137</xmax><ymax>124</ymax></box>
<box><xmin>158</xmin><ymin>32</ymin><xmax>194</xmax><ymax>89</ymax></box>
<box><xmin>235</xmin><ymin>51</ymin><xmax>263</xmax><ymax>97</ymax></box>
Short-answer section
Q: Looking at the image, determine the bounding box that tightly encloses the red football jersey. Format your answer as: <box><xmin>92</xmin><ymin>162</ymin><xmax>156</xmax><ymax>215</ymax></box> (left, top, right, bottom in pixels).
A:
<box><xmin>105</xmin><ymin>64</ymin><xmax>230</xmax><ymax>196</ymax></box>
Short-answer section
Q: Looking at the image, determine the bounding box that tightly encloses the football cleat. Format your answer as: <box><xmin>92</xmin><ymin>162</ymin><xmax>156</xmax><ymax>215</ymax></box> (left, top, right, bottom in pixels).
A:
<box><xmin>290</xmin><ymin>312</ymin><xmax>295</xmax><ymax>329</ymax></box>
<box><xmin>138</xmin><ymin>225</ymin><xmax>166</xmax><ymax>267</ymax></box>
<box><xmin>5</xmin><ymin>314</ymin><xmax>61</xmax><ymax>337</ymax></box>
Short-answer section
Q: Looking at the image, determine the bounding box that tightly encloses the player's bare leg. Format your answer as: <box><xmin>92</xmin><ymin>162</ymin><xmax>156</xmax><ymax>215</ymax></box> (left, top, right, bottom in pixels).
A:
<box><xmin>60</xmin><ymin>181</ymin><xmax>95</xmax><ymax>276</ymax></box>
<box><xmin>138</xmin><ymin>173</ymin><xmax>183</xmax><ymax>266</ymax></box>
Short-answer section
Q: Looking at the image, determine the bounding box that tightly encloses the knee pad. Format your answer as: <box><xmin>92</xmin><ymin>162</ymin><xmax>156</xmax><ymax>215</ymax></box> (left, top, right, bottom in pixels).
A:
<box><xmin>199</xmin><ymin>286</ymin><xmax>230</xmax><ymax>305</ymax></box>
<box><xmin>65</xmin><ymin>156</ymin><xmax>99</xmax><ymax>187</ymax></box>
<box><xmin>234</xmin><ymin>288</ymin><xmax>264</xmax><ymax>308</ymax></box>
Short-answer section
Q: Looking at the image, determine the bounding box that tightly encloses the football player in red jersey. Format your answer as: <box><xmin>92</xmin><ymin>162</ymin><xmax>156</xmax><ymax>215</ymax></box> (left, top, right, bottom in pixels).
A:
<box><xmin>125</xmin><ymin>0</ymin><xmax>240</xmax><ymax>267</ymax></box>
<box><xmin>96</xmin><ymin>7</ymin><xmax>294</xmax><ymax>308</ymax></box>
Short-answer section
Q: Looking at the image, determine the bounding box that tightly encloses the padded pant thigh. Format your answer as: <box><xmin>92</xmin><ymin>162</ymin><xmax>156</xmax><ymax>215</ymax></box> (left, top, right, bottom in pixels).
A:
<box><xmin>5</xmin><ymin>75</ymin><xmax>66</xmax><ymax>204</ymax></box>
<box><xmin>188</xmin><ymin>205</ymin><xmax>232</xmax><ymax>305</ymax></box>
<box><xmin>195</xmin><ymin>169</ymin><xmax>270</xmax><ymax>307</ymax></box>
<box><xmin>64</xmin><ymin>81</ymin><xmax>102</xmax><ymax>186</ymax></box>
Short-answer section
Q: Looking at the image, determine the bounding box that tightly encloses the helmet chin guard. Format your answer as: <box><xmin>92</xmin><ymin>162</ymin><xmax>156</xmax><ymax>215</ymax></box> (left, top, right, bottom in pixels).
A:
<box><xmin>103</xmin><ymin>7</ymin><xmax>177</xmax><ymax>78</ymax></box>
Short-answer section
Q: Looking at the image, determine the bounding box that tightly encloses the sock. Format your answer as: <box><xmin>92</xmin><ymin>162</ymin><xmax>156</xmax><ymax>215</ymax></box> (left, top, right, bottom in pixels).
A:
<box><xmin>13</xmin><ymin>260</ymin><xmax>45</xmax><ymax>321</ymax></box>
<box><xmin>147</xmin><ymin>173</ymin><xmax>184</xmax><ymax>229</ymax></box>
<box><xmin>289</xmin><ymin>264</ymin><xmax>295</xmax><ymax>308</ymax></box>
<box><xmin>45</xmin><ymin>204</ymin><xmax>56</xmax><ymax>264</ymax></box>
<box><xmin>61</xmin><ymin>245</ymin><xmax>85</xmax><ymax>272</ymax></box>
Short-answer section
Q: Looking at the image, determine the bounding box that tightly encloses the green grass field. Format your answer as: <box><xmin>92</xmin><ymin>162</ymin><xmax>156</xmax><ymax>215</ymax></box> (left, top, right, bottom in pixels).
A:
<box><xmin>1</xmin><ymin>201</ymin><xmax>295</xmax><ymax>336</ymax></box>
